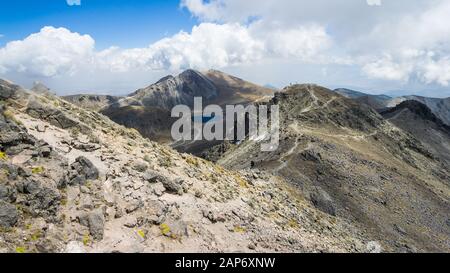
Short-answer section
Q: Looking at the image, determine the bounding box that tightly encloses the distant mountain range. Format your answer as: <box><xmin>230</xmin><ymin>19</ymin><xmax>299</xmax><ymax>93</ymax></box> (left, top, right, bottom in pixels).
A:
<box><xmin>335</xmin><ymin>88</ymin><xmax>450</xmax><ymax>125</ymax></box>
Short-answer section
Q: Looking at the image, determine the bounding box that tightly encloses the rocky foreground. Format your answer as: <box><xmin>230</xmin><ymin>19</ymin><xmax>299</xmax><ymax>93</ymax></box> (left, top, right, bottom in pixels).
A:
<box><xmin>0</xmin><ymin>80</ymin><xmax>369</xmax><ymax>253</ymax></box>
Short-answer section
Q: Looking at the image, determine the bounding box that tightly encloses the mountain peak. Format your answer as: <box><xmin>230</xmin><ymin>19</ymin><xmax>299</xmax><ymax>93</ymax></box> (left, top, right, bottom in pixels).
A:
<box><xmin>155</xmin><ymin>75</ymin><xmax>175</xmax><ymax>84</ymax></box>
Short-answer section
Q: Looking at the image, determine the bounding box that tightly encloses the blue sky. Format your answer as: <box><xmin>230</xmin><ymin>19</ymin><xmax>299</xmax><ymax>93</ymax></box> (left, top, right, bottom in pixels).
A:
<box><xmin>0</xmin><ymin>0</ymin><xmax>449</xmax><ymax>97</ymax></box>
<box><xmin>0</xmin><ymin>0</ymin><xmax>196</xmax><ymax>49</ymax></box>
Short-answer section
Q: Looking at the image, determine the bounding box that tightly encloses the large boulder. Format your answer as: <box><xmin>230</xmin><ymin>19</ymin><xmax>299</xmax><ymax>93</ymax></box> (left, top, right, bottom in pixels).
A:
<box><xmin>27</xmin><ymin>186</ymin><xmax>61</xmax><ymax>217</ymax></box>
<box><xmin>0</xmin><ymin>200</ymin><xmax>19</xmax><ymax>228</ymax></box>
<box><xmin>78</xmin><ymin>210</ymin><xmax>105</xmax><ymax>240</ymax></box>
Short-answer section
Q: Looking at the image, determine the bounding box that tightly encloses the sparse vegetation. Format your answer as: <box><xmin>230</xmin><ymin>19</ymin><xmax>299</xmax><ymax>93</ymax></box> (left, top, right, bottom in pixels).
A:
<box><xmin>137</xmin><ymin>229</ymin><xmax>146</xmax><ymax>239</ymax></box>
<box><xmin>31</xmin><ymin>166</ymin><xmax>44</xmax><ymax>174</ymax></box>
<box><xmin>15</xmin><ymin>247</ymin><xmax>26</xmax><ymax>253</ymax></box>
<box><xmin>0</xmin><ymin>151</ymin><xmax>7</xmax><ymax>161</ymax></box>
<box><xmin>82</xmin><ymin>233</ymin><xmax>91</xmax><ymax>246</ymax></box>
<box><xmin>233</xmin><ymin>226</ymin><xmax>246</xmax><ymax>233</ymax></box>
<box><xmin>160</xmin><ymin>223</ymin><xmax>171</xmax><ymax>237</ymax></box>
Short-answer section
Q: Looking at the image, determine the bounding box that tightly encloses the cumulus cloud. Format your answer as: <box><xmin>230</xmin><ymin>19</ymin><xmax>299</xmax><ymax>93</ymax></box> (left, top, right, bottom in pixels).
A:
<box><xmin>0</xmin><ymin>23</ymin><xmax>331</xmax><ymax>77</ymax></box>
<box><xmin>357</xmin><ymin>0</ymin><xmax>450</xmax><ymax>85</ymax></box>
<box><xmin>2</xmin><ymin>0</ymin><xmax>450</xmax><ymax>94</ymax></box>
<box><xmin>0</xmin><ymin>27</ymin><xmax>94</xmax><ymax>77</ymax></box>
<box><xmin>179</xmin><ymin>0</ymin><xmax>450</xmax><ymax>87</ymax></box>
<box><xmin>66</xmin><ymin>0</ymin><xmax>81</xmax><ymax>6</ymax></box>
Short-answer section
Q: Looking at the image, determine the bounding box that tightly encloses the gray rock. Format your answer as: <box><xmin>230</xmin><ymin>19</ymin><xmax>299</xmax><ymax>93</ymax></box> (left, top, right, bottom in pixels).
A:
<box><xmin>79</xmin><ymin>210</ymin><xmax>105</xmax><ymax>240</ymax></box>
<box><xmin>160</xmin><ymin>177</ymin><xmax>184</xmax><ymax>195</ymax></box>
<box><xmin>0</xmin><ymin>162</ymin><xmax>19</xmax><ymax>180</ymax></box>
<box><xmin>143</xmin><ymin>171</ymin><xmax>161</xmax><ymax>183</ymax></box>
<box><xmin>310</xmin><ymin>187</ymin><xmax>336</xmax><ymax>216</ymax></box>
<box><xmin>71</xmin><ymin>142</ymin><xmax>101</xmax><ymax>152</ymax></box>
<box><xmin>35</xmin><ymin>124</ymin><xmax>46</xmax><ymax>133</ymax></box>
<box><xmin>0</xmin><ymin>184</ymin><xmax>17</xmax><ymax>202</ymax></box>
<box><xmin>132</xmin><ymin>161</ymin><xmax>148</xmax><ymax>173</ymax></box>
<box><xmin>143</xmin><ymin>171</ymin><xmax>183</xmax><ymax>194</ymax></box>
<box><xmin>0</xmin><ymin>116</ymin><xmax>36</xmax><ymax>147</ymax></box>
<box><xmin>28</xmin><ymin>187</ymin><xmax>61</xmax><ymax>217</ymax></box>
<box><xmin>23</xmin><ymin>179</ymin><xmax>41</xmax><ymax>194</ymax></box>
<box><xmin>39</xmin><ymin>146</ymin><xmax>52</xmax><ymax>158</ymax></box>
<box><xmin>0</xmin><ymin>200</ymin><xmax>18</xmax><ymax>228</ymax></box>
<box><xmin>68</xmin><ymin>156</ymin><xmax>99</xmax><ymax>185</ymax></box>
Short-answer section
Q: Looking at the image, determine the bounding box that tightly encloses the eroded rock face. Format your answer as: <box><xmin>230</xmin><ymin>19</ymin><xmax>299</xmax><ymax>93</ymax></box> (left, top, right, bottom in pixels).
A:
<box><xmin>0</xmin><ymin>79</ymin><xmax>21</xmax><ymax>100</ymax></box>
<box><xmin>0</xmin><ymin>113</ymin><xmax>36</xmax><ymax>151</ymax></box>
<box><xmin>26</xmin><ymin>100</ymin><xmax>78</xmax><ymax>130</ymax></box>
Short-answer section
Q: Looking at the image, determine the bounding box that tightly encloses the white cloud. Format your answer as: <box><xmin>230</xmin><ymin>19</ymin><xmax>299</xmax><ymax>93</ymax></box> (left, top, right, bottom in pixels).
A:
<box><xmin>0</xmin><ymin>23</ymin><xmax>331</xmax><ymax>77</ymax></box>
<box><xmin>356</xmin><ymin>0</ymin><xmax>450</xmax><ymax>85</ymax></box>
<box><xmin>366</xmin><ymin>0</ymin><xmax>381</xmax><ymax>6</ymax></box>
<box><xmin>363</xmin><ymin>54</ymin><xmax>412</xmax><ymax>82</ymax></box>
<box><xmin>181</xmin><ymin>0</ymin><xmax>450</xmax><ymax>87</ymax></box>
<box><xmin>66</xmin><ymin>0</ymin><xmax>81</xmax><ymax>6</ymax></box>
<box><xmin>0</xmin><ymin>27</ymin><xmax>94</xmax><ymax>77</ymax></box>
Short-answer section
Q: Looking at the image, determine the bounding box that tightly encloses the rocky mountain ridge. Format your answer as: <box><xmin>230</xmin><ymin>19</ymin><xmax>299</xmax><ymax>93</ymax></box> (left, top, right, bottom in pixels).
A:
<box><xmin>216</xmin><ymin>84</ymin><xmax>450</xmax><ymax>252</ymax></box>
<box><xmin>0</xmin><ymin>79</ymin><xmax>369</xmax><ymax>253</ymax></box>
